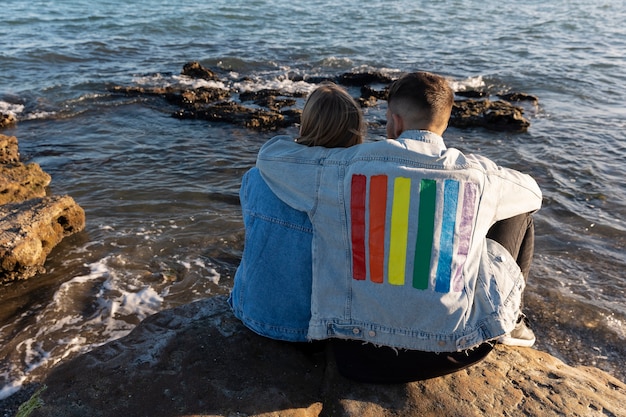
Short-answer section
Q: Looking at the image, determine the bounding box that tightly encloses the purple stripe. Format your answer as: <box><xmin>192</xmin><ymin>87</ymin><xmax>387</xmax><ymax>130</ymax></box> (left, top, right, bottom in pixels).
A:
<box><xmin>452</xmin><ymin>183</ymin><xmax>477</xmax><ymax>292</ymax></box>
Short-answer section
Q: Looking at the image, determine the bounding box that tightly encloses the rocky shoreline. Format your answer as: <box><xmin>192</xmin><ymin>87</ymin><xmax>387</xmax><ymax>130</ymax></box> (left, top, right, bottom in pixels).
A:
<box><xmin>3</xmin><ymin>65</ymin><xmax>625</xmax><ymax>416</ymax></box>
<box><xmin>0</xmin><ymin>63</ymin><xmax>537</xmax><ymax>284</ymax></box>
<box><xmin>109</xmin><ymin>61</ymin><xmax>536</xmax><ymax>133</ymax></box>
<box><xmin>13</xmin><ymin>295</ymin><xmax>626</xmax><ymax>417</ymax></box>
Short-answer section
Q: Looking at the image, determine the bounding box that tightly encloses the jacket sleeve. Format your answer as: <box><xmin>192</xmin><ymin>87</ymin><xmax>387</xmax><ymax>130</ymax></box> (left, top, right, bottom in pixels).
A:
<box><xmin>489</xmin><ymin>163</ymin><xmax>543</xmax><ymax>221</ymax></box>
<box><xmin>255</xmin><ymin>136</ymin><xmax>326</xmax><ymax>214</ymax></box>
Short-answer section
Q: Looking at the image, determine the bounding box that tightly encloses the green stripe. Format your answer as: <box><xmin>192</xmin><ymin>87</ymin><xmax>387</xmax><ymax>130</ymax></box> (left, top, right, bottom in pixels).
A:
<box><xmin>413</xmin><ymin>179</ymin><xmax>437</xmax><ymax>289</ymax></box>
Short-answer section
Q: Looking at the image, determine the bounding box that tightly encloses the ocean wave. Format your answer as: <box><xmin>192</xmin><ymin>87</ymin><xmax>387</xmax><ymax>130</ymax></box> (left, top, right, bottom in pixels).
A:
<box><xmin>0</xmin><ymin>101</ymin><xmax>24</xmax><ymax>117</ymax></box>
<box><xmin>0</xmin><ymin>255</ymin><xmax>167</xmax><ymax>400</ymax></box>
<box><xmin>449</xmin><ymin>75</ymin><xmax>486</xmax><ymax>92</ymax></box>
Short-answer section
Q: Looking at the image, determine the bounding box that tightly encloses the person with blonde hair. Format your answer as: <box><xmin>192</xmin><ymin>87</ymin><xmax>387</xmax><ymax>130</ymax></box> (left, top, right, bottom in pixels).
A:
<box><xmin>297</xmin><ymin>82</ymin><xmax>364</xmax><ymax>148</ymax></box>
<box><xmin>229</xmin><ymin>82</ymin><xmax>364</xmax><ymax>342</ymax></box>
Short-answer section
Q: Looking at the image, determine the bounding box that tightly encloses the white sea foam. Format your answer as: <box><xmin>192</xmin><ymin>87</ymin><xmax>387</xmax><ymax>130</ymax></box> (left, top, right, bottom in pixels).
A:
<box><xmin>232</xmin><ymin>76</ymin><xmax>316</xmax><ymax>95</ymax></box>
<box><xmin>173</xmin><ymin>75</ymin><xmax>228</xmax><ymax>90</ymax></box>
<box><xmin>0</xmin><ymin>101</ymin><xmax>24</xmax><ymax>116</ymax></box>
<box><xmin>449</xmin><ymin>75</ymin><xmax>486</xmax><ymax>92</ymax></box>
<box><xmin>132</xmin><ymin>73</ymin><xmax>171</xmax><ymax>87</ymax></box>
<box><xmin>318</xmin><ymin>56</ymin><xmax>354</xmax><ymax>69</ymax></box>
<box><xmin>114</xmin><ymin>286</ymin><xmax>163</xmax><ymax>320</ymax></box>
<box><xmin>0</xmin><ymin>256</ymin><xmax>165</xmax><ymax>400</ymax></box>
<box><xmin>0</xmin><ymin>375</ymin><xmax>26</xmax><ymax>401</ymax></box>
<box><xmin>193</xmin><ymin>259</ymin><xmax>220</xmax><ymax>285</ymax></box>
<box><xmin>605</xmin><ymin>313</ymin><xmax>625</xmax><ymax>339</ymax></box>
<box><xmin>21</xmin><ymin>111</ymin><xmax>57</xmax><ymax>120</ymax></box>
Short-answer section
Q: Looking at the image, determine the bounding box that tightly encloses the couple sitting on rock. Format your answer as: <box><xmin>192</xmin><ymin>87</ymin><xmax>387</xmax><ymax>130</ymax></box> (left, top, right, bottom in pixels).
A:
<box><xmin>229</xmin><ymin>71</ymin><xmax>542</xmax><ymax>383</ymax></box>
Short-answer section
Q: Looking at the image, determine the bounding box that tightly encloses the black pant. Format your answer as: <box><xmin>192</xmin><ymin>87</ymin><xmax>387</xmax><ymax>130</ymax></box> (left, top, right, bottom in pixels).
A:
<box><xmin>332</xmin><ymin>339</ymin><xmax>494</xmax><ymax>384</ymax></box>
<box><xmin>486</xmin><ymin>212</ymin><xmax>535</xmax><ymax>281</ymax></box>
<box><xmin>332</xmin><ymin>213</ymin><xmax>536</xmax><ymax>383</ymax></box>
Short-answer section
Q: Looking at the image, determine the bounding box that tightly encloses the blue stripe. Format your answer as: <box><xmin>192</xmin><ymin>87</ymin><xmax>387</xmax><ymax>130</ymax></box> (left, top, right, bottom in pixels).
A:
<box><xmin>435</xmin><ymin>180</ymin><xmax>459</xmax><ymax>293</ymax></box>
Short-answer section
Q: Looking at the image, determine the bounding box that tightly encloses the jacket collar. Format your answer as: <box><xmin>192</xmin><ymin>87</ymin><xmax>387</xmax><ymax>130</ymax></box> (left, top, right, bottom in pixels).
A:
<box><xmin>393</xmin><ymin>130</ymin><xmax>448</xmax><ymax>156</ymax></box>
<box><xmin>396</xmin><ymin>130</ymin><xmax>446</xmax><ymax>147</ymax></box>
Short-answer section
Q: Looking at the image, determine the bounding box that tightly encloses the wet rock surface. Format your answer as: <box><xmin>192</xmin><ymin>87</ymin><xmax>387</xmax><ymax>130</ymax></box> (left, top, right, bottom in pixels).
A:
<box><xmin>110</xmin><ymin>61</ymin><xmax>535</xmax><ymax>133</ymax></box>
<box><xmin>0</xmin><ymin>135</ymin><xmax>52</xmax><ymax>206</ymax></box>
<box><xmin>0</xmin><ymin>135</ymin><xmax>86</xmax><ymax>283</ymax></box>
<box><xmin>0</xmin><ymin>195</ymin><xmax>85</xmax><ymax>283</ymax></box>
<box><xmin>21</xmin><ymin>295</ymin><xmax>626</xmax><ymax>417</ymax></box>
<box><xmin>0</xmin><ymin>134</ymin><xmax>20</xmax><ymax>164</ymax></box>
<box><xmin>451</xmin><ymin>98</ymin><xmax>531</xmax><ymax>132</ymax></box>
<box><xmin>0</xmin><ymin>113</ymin><xmax>16</xmax><ymax>129</ymax></box>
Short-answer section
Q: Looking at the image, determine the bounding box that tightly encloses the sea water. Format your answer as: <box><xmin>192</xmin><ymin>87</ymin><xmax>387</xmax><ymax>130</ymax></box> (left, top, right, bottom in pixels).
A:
<box><xmin>1</xmin><ymin>0</ymin><xmax>625</xmax><ymax>402</ymax></box>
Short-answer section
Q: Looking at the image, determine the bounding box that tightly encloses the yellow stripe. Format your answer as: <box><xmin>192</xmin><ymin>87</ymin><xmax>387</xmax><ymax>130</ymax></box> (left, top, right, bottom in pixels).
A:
<box><xmin>388</xmin><ymin>177</ymin><xmax>411</xmax><ymax>285</ymax></box>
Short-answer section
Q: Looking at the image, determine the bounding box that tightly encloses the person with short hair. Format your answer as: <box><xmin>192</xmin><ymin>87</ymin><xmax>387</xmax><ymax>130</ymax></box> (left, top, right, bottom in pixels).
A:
<box><xmin>255</xmin><ymin>71</ymin><xmax>542</xmax><ymax>383</ymax></box>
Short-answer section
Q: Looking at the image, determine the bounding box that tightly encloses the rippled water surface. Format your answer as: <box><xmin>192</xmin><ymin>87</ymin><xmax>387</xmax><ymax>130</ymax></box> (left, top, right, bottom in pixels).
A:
<box><xmin>1</xmin><ymin>0</ymin><xmax>625</xmax><ymax>401</ymax></box>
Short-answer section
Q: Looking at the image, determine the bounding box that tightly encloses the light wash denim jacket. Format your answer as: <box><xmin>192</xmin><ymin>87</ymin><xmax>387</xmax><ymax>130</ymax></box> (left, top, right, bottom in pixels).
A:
<box><xmin>229</xmin><ymin>167</ymin><xmax>313</xmax><ymax>342</ymax></box>
<box><xmin>256</xmin><ymin>130</ymin><xmax>543</xmax><ymax>352</ymax></box>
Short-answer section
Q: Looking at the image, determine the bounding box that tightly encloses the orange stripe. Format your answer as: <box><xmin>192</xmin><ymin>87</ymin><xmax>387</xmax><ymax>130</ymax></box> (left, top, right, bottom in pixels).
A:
<box><xmin>369</xmin><ymin>175</ymin><xmax>387</xmax><ymax>283</ymax></box>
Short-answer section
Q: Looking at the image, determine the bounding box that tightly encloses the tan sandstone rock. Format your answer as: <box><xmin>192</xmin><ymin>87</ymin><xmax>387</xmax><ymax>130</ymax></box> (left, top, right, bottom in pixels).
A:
<box><xmin>27</xmin><ymin>295</ymin><xmax>626</xmax><ymax>417</ymax></box>
<box><xmin>0</xmin><ymin>134</ymin><xmax>52</xmax><ymax>205</ymax></box>
<box><xmin>0</xmin><ymin>162</ymin><xmax>52</xmax><ymax>205</ymax></box>
<box><xmin>0</xmin><ymin>113</ymin><xmax>17</xmax><ymax>129</ymax></box>
<box><xmin>0</xmin><ymin>195</ymin><xmax>86</xmax><ymax>283</ymax></box>
<box><xmin>0</xmin><ymin>134</ymin><xmax>20</xmax><ymax>164</ymax></box>
<box><xmin>1</xmin><ymin>135</ymin><xmax>86</xmax><ymax>282</ymax></box>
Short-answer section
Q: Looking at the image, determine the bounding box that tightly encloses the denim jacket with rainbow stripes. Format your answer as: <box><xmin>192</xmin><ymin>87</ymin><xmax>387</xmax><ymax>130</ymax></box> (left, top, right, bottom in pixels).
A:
<box><xmin>256</xmin><ymin>130</ymin><xmax>542</xmax><ymax>352</ymax></box>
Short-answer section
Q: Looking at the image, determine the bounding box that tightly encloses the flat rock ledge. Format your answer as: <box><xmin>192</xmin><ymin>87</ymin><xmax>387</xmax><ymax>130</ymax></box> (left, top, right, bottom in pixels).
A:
<box><xmin>24</xmin><ymin>295</ymin><xmax>626</xmax><ymax>417</ymax></box>
<box><xmin>0</xmin><ymin>134</ymin><xmax>86</xmax><ymax>283</ymax></box>
<box><xmin>110</xmin><ymin>61</ymin><xmax>536</xmax><ymax>133</ymax></box>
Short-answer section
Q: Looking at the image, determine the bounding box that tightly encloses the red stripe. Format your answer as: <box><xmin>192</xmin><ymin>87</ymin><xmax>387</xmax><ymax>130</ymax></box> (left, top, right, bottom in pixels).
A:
<box><xmin>351</xmin><ymin>175</ymin><xmax>367</xmax><ymax>280</ymax></box>
<box><xmin>369</xmin><ymin>175</ymin><xmax>387</xmax><ymax>283</ymax></box>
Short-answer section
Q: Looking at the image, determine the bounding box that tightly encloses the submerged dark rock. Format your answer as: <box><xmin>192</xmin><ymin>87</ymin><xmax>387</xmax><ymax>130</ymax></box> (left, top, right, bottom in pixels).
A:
<box><xmin>239</xmin><ymin>89</ymin><xmax>300</xmax><ymax>111</ymax></box>
<box><xmin>337</xmin><ymin>71</ymin><xmax>394</xmax><ymax>86</ymax></box>
<box><xmin>455</xmin><ymin>90</ymin><xmax>488</xmax><ymax>99</ymax></box>
<box><xmin>180</xmin><ymin>87</ymin><xmax>232</xmax><ymax>105</ymax></box>
<box><xmin>498</xmin><ymin>92</ymin><xmax>539</xmax><ymax>104</ymax></box>
<box><xmin>181</xmin><ymin>61</ymin><xmax>220</xmax><ymax>81</ymax></box>
<box><xmin>174</xmin><ymin>100</ymin><xmax>292</xmax><ymax>130</ymax></box>
<box><xmin>109</xmin><ymin>61</ymin><xmax>536</xmax><ymax>132</ymax></box>
<box><xmin>452</xmin><ymin>99</ymin><xmax>531</xmax><ymax>132</ymax></box>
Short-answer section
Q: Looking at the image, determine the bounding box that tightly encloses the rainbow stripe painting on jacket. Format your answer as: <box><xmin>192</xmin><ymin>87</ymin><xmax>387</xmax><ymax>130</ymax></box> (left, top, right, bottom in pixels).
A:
<box><xmin>350</xmin><ymin>174</ymin><xmax>478</xmax><ymax>293</ymax></box>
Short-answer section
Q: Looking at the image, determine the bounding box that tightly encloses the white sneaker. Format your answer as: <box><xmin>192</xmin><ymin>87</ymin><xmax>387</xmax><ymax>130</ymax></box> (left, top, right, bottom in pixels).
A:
<box><xmin>498</xmin><ymin>314</ymin><xmax>536</xmax><ymax>347</ymax></box>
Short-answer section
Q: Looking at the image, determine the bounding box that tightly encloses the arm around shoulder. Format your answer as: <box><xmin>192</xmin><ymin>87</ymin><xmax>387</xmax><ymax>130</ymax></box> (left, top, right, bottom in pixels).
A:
<box><xmin>255</xmin><ymin>136</ymin><xmax>324</xmax><ymax>213</ymax></box>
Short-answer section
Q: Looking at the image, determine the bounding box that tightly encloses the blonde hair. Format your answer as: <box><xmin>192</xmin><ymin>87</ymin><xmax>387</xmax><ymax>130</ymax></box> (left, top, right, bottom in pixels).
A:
<box><xmin>297</xmin><ymin>83</ymin><xmax>364</xmax><ymax>148</ymax></box>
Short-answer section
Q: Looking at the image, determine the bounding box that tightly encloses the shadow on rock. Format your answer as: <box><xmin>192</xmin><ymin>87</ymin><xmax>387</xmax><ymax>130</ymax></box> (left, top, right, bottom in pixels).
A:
<box><xmin>28</xmin><ymin>295</ymin><xmax>626</xmax><ymax>417</ymax></box>
<box><xmin>31</xmin><ymin>296</ymin><xmax>327</xmax><ymax>417</ymax></box>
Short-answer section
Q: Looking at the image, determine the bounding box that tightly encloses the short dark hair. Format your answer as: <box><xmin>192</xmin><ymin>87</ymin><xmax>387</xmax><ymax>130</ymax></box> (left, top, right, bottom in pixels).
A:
<box><xmin>387</xmin><ymin>72</ymin><xmax>454</xmax><ymax>126</ymax></box>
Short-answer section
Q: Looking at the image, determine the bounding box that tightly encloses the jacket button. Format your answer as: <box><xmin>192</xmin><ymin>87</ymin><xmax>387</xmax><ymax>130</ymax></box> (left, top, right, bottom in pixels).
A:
<box><xmin>352</xmin><ymin>328</ymin><xmax>360</xmax><ymax>335</ymax></box>
<box><xmin>368</xmin><ymin>330</ymin><xmax>376</xmax><ymax>337</ymax></box>
<box><xmin>438</xmin><ymin>341</ymin><xmax>447</xmax><ymax>347</ymax></box>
